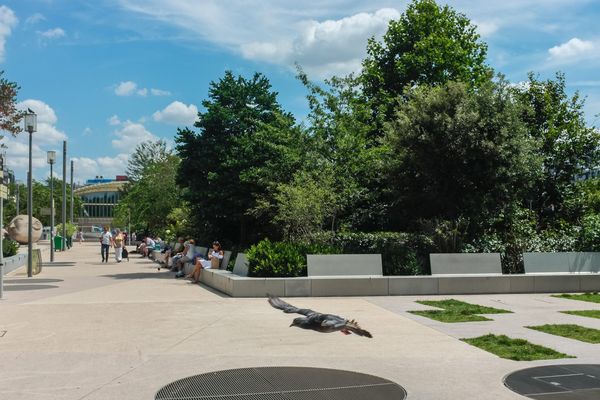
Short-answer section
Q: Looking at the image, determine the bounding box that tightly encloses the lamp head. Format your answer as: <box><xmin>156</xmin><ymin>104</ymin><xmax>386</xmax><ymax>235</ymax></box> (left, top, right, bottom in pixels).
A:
<box><xmin>47</xmin><ymin>150</ymin><xmax>56</xmax><ymax>164</ymax></box>
<box><xmin>23</xmin><ymin>110</ymin><xmax>37</xmax><ymax>133</ymax></box>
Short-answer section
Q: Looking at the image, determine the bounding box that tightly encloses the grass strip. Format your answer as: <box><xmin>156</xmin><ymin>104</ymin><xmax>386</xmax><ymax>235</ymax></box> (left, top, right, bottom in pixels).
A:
<box><xmin>527</xmin><ymin>324</ymin><xmax>600</xmax><ymax>344</ymax></box>
<box><xmin>562</xmin><ymin>310</ymin><xmax>600</xmax><ymax>319</ymax></box>
<box><xmin>462</xmin><ymin>334</ymin><xmax>574</xmax><ymax>361</ymax></box>
<box><xmin>553</xmin><ymin>292</ymin><xmax>600</xmax><ymax>304</ymax></box>
<box><xmin>409</xmin><ymin>310</ymin><xmax>491</xmax><ymax>323</ymax></box>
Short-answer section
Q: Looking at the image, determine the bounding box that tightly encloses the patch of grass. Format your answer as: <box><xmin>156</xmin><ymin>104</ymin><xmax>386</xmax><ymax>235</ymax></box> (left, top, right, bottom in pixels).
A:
<box><xmin>527</xmin><ymin>324</ymin><xmax>600</xmax><ymax>344</ymax></box>
<box><xmin>462</xmin><ymin>334</ymin><xmax>575</xmax><ymax>361</ymax></box>
<box><xmin>409</xmin><ymin>310</ymin><xmax>491</xmax><ymax>322</ymax></box>
<box><xmin>553</xmin><ymin>292</ymin><xmax>600</xmax><ymax>304</ymax></box>
<box><xmin>416</xmin><ymin>299</ymin><xmax>512</xmax><ymax>314</ymax></box>
<box><xmin>562</xmin><ymin>310</ymin><xmax>600</xmax><ymax>319</ymax></box>
<box><xmin>409</xmin><ymin>299</ymin><xmax>511</xmax><ymax>322</ymax></box>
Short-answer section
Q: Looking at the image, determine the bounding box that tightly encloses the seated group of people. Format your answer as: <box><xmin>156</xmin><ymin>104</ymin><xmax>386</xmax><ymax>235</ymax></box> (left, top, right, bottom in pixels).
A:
<box><xmin>137</xmin><ymin>236</ymin><xmax>164</xmax><ymax>258</ymax></box>
<box><xmin>159</xmin><ymin>237</ymin><xmax>224</xmax><ymax>283</ymax></box>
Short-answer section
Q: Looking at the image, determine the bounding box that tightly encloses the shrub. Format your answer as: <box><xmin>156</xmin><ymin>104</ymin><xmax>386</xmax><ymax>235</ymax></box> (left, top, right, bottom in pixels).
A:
<box><xmin>2</xmin><ymin>239</ymin><xmax>19</xmax><ymax>257</ymax></box>
<box><xmin>311</xmin><ymin>231</ymin><xmax>431</xmax><ymax>275</ymax></box>
<box><xmin>56</xmin><ymin>222</ymin><xmax>78</xmax><ymax>237</ymax></box>
<box><xmin>246</xmin><ymin>239</ymin><xmax>338</xmax><ymax>277</ymax></box>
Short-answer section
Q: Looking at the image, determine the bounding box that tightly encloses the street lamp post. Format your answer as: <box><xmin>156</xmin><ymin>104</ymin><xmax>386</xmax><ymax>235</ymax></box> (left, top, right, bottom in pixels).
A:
<box><xmin>47</xmin><ymin>151</ymin><xmax>56</xmax><ymax>262</ymax></box>
<box><xmin>24</xmin><ymin>110</ymin><xmax>37</xmax><ymax>278</ymax></box>
<box><xmin>61</xmin><ymin>141</ymin><xmax>66</xmax><ymax>251</ymax></box>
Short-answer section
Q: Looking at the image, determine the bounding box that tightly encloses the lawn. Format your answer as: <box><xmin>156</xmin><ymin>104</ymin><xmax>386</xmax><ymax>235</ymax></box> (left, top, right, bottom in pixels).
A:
<box><xmin>562</xmin><ymin>310</ymin><xmax>600</xmax><ymax>319</ymax></box>
<box><xmin>462</xmin><ymin>334</ymin><xmax>575</xmax><ymax>361</ymax></box>
<box><xmin>409</xmin><ymin>299</ymin><xmax>511</xmax><ymax>323</ymax></box>
<box><xmin>553</xmin><ymin>292</ymin><xmax>600</xmax><ymax>304</ymax></box>
<box><xmin>527</xmin><ymin>324</ymin><xmax>600</xmax><ymax>344</ymax></box>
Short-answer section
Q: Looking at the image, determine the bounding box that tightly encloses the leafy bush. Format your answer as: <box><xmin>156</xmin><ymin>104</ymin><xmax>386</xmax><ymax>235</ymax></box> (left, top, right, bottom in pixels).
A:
<box><xmin>3</xmin><ymin>238</ymin><xmax>19</xmax><ymax>257</ymax></box>
<box><xmin>246</xmin><ymin>239</ymin><xmax>338</xmax><ymax>277</ymax></box>
<box><xmin>56</xmin><ymin>222</ymin><xmax>78</xmax><ymax>237</ymax></box>
<box><xmin>311</xmin><ymin>231</ymin><xmax>431</xmax><ymax>275</ymax></box>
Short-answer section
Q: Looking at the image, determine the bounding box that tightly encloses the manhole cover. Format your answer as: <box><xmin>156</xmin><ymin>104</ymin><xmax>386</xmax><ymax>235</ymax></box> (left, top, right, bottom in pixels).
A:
<box><xmin>505</xmin><ymin>364</ymin><xmax>600</xmax><ymax>399</ymax></box>
<box><xmin>155</xmin><ymin>367</ymin><xmax>407</xmax><ymax>400</ymax></box>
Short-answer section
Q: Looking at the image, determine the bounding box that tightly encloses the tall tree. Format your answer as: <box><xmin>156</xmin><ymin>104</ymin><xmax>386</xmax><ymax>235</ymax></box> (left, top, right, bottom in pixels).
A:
<box><xmin>176</xmin><ymin>71</ymin><xmax>305</xmax><ymax>245</ymax></box>
<box><xmin>362</xmin><ymin>0</ymin><xmax>490</xmax><ymax>129</ymax></box>
<box><xmin>125</xmin><ymin>139</ymin><xmax>170</xmax><ymax>182</ymax></box>
<box><xmin>384</xmin><ymin>79</ymin><xmax>540</xmax><ymax>232</ymax></box>
<box><xmin>0</xmin><ymin>71</ymin><xmax>23</xmax><ymax>138</ymax></box>
<box><xmin>515</xmin><ymin>72</ymin><xmax>600</xmax><ymax>225</ymax></box>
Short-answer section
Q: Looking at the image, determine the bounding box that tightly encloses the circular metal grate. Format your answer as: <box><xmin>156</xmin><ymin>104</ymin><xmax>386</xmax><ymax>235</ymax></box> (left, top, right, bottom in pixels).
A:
<box><xmin>156</xmin><ymin>367</ymin><xmax>407</xmax><ymax>400</ymax></box>
<box><xmin>504</xmin><ymin>364</ymin><xmax>600</xmax><ymax>399</ymax></box>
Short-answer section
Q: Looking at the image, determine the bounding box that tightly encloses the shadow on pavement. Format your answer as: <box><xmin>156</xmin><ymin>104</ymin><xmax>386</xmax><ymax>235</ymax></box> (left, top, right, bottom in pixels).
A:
<box><xmin>4</xmin><ymin>278</ymin><xmax>64</xmax><ymax>284</ymax></box>
<box><xmin>100</xmin><ymin>272</ymin><xmax>174</xmax><ymax>280</ymax></box>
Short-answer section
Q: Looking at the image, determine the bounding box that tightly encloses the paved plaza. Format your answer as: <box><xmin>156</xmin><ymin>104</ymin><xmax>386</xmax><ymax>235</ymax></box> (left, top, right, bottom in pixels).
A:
<box><xmin>1</xmin><ymin>243</ymin><xmax>600</xmax><ymax>400</ymax></box>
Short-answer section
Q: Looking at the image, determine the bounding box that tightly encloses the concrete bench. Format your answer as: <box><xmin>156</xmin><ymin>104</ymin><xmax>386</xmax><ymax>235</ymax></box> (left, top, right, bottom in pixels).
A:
<box><xmin>182</xmin><ymin>249</ymin><xmax>233</xmax><ymax>275</ymax></box>
<box><xmin>232</xmin><ymin>253</ymin><xmax>248</xmax><ymax>276</ymax></box>
<box><xmin>307</xmin><ymin>254</ymin><xmax>383</xmax><ymax>277</ymax></box>
<box><xmin>429</xmin><ymin>253</ymin><xmax>502</xmax><ymax>275</ymax></box>
<box><xmin>524</xmin><ymin>252</ymin><xmax>600</xmax><ymax>274</ymax></box>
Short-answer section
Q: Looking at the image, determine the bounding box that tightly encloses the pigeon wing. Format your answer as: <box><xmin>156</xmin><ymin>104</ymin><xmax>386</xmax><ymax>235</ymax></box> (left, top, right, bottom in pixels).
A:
<box><xmin>268</xmin><ymin>296</ymin><xmax>316</xmax><ymax>316</ymax></box>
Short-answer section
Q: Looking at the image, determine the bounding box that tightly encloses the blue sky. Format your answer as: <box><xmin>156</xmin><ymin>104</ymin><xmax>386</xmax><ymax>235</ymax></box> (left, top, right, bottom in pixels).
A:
<box><xmin>1</xmin><ymin>0</ymin><xmax>600</xmax><ymax>183</ymax></box>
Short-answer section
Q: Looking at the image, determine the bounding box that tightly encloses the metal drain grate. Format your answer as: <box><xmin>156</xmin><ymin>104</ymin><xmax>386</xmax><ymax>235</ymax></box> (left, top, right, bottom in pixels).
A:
<box><xmin>155</xmin><ymin>367</ymin><xmax>407</xmax><ymax>400</ymax></box>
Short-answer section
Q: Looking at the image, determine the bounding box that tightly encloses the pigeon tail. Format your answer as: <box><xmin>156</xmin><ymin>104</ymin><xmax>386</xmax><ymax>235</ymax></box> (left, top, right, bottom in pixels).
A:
<box><xmin>345</xmin><ymin>319</ymin><xmax>373</xmax><ymax>338</ymax></box>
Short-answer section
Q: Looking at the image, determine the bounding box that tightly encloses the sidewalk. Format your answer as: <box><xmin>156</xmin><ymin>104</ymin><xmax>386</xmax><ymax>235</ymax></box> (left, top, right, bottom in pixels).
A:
<box><xmin>0</xmin><ymin>243</ymin><xmax>596</xmax><ymax>399</ymax></box>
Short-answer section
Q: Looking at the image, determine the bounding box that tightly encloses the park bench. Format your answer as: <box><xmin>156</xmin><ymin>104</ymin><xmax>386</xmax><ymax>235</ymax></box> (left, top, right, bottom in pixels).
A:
<box><xmin>232</xmin><ymin>253</ymin><xmax>248</xmax><ymax>276</ymax></box>
<box><xmin>307</xmin><ymin>254</ymin><xmax>383</xmax><ymax>276</ymax></box>
<box><xmin>523</xmin><ymin>252</ymin><xmax>600</xmax><ymax>274</ymax></box>
<box><xmin>429</xmin><ymin>253</ymin><xmax>503</xmax><ymax>275</ymax></box>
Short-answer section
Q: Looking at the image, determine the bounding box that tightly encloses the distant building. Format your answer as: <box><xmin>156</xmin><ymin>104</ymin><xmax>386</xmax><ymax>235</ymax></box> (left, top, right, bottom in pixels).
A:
<box><xmin>74</xmin><ymin>176</ymin><xmax>128</xmax><ymax>231</ymax></box>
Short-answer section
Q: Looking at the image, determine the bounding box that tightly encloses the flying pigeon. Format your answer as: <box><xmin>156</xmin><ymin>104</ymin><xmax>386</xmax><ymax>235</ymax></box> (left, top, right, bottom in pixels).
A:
<box><xmin>268</xmin><ymin>295</ymin><xmax>373</xmax><ymax>338</ymax></box>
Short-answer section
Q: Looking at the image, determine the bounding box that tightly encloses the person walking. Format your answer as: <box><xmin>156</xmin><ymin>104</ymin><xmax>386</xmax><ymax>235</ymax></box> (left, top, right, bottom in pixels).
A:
<box><xmin>114</xmin><ymin>228</ymin><xmax>124</xmax><ymax>263</ymax></box>
<box><xmin>100</xmin><ymin>226</ymin><xmax>112</xmax><ymax>263</ymax></box>
<box><xmin>76</xmin><ymin>228</ymin><xmax>84</xmax><ymax>244</ymax></box>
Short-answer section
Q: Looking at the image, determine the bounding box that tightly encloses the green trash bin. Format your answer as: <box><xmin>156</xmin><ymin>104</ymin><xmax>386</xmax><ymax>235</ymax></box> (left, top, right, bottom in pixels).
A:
<box><xmin>54</xmin><ymin>235</ymin><xmax>63</xmax><ymax>251</ymax></box>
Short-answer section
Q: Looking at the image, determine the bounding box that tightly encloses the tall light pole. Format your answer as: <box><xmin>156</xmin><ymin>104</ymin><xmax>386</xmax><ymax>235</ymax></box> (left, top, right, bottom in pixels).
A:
<box><xmin>0</xmin><ymin>152</ymin><xmax>6</xmax><ymax>299</ymax></box>
<box><xmin>24</xmin><ymin>109</ymin><xmax>37</xmax><ymax>277</ymax></box>
<box><xmin>70</xmin><ymin>160</ymin><xmax>74</xmax><ymax>223</ymax></box>
<box><xmin>15</xmin><ymin>181</ymin><xmax>20</xmax><ymax>215</ymax></box>
<box><xmin>62</xmin><ymin>141</ymin><xmax>67</xmax><ymax>251</ymax></box>
<box><xmin>47</xmin><ymin>151</ymin><xmax>56</xmax><ymax>262</ymax></box>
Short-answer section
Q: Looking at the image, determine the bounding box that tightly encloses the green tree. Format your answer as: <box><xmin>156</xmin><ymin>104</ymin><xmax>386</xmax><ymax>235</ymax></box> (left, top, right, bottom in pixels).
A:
<box><xmin>515</xmin><ymin>72</ymin><xmax>600</xmax><ymax>225</ymax></box>
<box><xmin>384</xmin><ymin>79</ymin><xmax>540</xmax><ymax>232</ymax></box>
<box><xmin>114</xmin><ymin>154</ymin><xmax>181</xmax><ymax>234</ymax></box>
<box><xmin>362</xmin><ymin>0</ymin><xmax>490</xmax><ymax>127</ymax></box>
<box><xmin>0</xmin><ymin>71</ymin><xmax>23</xmax><ymax>138</ymax></box>
<box><xmin>176</xmin><ymin>71</ymin><xmax>306</xmax><ymax>245</ymax></box>
<box><xmin>125</xmin><ymin>139</ymin><xmax>170</xmax><ymax>182</ymax></box>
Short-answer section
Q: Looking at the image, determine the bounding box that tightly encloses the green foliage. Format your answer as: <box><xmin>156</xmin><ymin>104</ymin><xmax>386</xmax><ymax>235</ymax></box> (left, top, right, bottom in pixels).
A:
<box><xmin>126</xmin><ymin>140</ymin><xmax>171</xmax><ymax>182</ymax></box>
<box><xmin>2</xmin><ymin>238</ymin><xmax>19</xmax><ymax>257</ymax></box>
<box><xmin>554</xmin><ymin>293</ymin><xmax>600</xmax><ymax>304</ymax></box>
<box><xmin>462</xmin><ymin>334</ymin><xmax>574</xmax><ymax>361</ymax></box>
<box><xmin>527</xmin><ymin>324</ymin><xmax>600</xmax><ymax>344</ymax></box>
<box><xmin>176</xmin><ymin>71</ymin><xmax>307</xmax><ymax>245</ymax></box>
<box><xmin>410</xmin><ymin>299</ymin><xmax>510</xmax><ymax>322</ymax></box>
<box><xmin>114</xmin><ymin>152</ymin><xmax>181</xmax><ymax>234</ymax></box>
<box><xmin>0</xmin><ymin>70</ymin><xmax>24</xmax><ymax>137</ymax></box>
<box><xmin>362</xmin><ymin>0</ymin><xmax>491</xmax><ymax>125</ymax></box>
<box><xmin>562</xmin><ymin>310</ymin><xmax>600</xmax><ymax>319</ymax></box>
<box><xmin>56</xmin><ymin>222</ymin><xmax>78</xmax><ymax>237</ymax></box>
<box><xmin>246</xmin><ymin>238</ymin><xmax>338</xmax><ymax>277</ymax></box>
<box><xmin>515</xmin><ymin>73</ymin><xmax>600</xmax><ymax>227</ymax></box>
<box><xmin>384</xmin><ymin>79</ymin><xmax>539</xmax><ymax>230</ymax></box>
<box><xmin>310</xmin><ymin>231</ymin><xmax>429</xmax><ymax>275</ymax></box>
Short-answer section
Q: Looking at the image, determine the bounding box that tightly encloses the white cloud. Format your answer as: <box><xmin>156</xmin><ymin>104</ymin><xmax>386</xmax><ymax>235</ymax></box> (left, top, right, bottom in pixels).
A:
<box><xmin>548</xmin><ymin>37</ymin><xmax>595</xmax><ymax>60</ymax></box>
<box><xmin>38</xmin><ymin>27</ymin><xmax>66</xmax><ymax>39</ymax></box>
<box><xmin>152</xmin><ymin>101</ymin><xmax>198</xmax><ymax>125</ymax></box>
<box><xmin>108</xmin><ymin>114</ymin><xmax>121</xmax><ymax>125</ymax></box>
<box><xmin>473</xmin><ymin>20</ymin><xmax>499</xmax><ymax>37</ymax></box>
<box><xmin>0</xmin><ymin>5</ymin><xmax>18</xmax><ymax>63</ymax></box>
<box><xmin>112</xmin><ymin>120</ymin><xmax>159</xmax><ymax>150</ymax></box>
<box><xmin>151</xmin><ymin>88</ymin><xmax>171</xmax><ymax>96</ymax></box>
<box><xmin>83</xmin><ymin>127</ymin><xmax>93</xmax><ymax>136</ymax></box>
<box><xmin>71</xmin><ymin>154</ymin><xmax>129</xmax><ymax>183</ymax></box>
<box><xmin>25</xmin><ymin>13</ymin><xmax>46</xmax><ymax>26</ymax></box>
<box><xmin>4</xmin><ymin>100</ymin><xmax>69</xmax><ymax>180</ymax></box>
<box><xmin>137</xmin><ymin>87</ymin><xmax>148</xmax><ymax>96</ymax></box>
<box><xmin>114</xmin><ymin>81</ymin><xmax>138</xmax><ymax>96</ymax></box>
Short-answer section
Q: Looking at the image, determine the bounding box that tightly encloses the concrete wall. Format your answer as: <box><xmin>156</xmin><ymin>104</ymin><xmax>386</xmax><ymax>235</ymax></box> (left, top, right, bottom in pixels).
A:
<box><xmin>1</xmin><ymin>254</ymin><xmax>28</xmax><ymax>276</ymax></box>
<box><xmin>198</xmin><ymin>269</ymin><xmax>600</xmax><ymax>298</ymax></box>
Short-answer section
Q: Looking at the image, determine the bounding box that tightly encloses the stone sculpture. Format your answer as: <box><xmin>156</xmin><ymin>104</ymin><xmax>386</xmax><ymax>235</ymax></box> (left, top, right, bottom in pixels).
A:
<box><xmin>7</xmin><ymin>215</ymin><xmax>43</xmax><ymax>244</ymax></box>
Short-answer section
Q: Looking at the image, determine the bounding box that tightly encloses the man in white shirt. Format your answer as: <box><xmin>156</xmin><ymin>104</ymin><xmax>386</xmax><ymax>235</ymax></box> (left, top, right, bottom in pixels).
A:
<box><xmin>100</xmin><ymin>226</ymin><xmax>112</xmax><ymax>263</ymax></box>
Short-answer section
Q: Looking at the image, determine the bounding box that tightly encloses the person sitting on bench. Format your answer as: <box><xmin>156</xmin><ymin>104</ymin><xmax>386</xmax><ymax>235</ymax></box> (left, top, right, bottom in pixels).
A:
<box><xmin>186</xmin><ymin>241</ymin><xmax>224</xmax><ymax>283</ymax></box>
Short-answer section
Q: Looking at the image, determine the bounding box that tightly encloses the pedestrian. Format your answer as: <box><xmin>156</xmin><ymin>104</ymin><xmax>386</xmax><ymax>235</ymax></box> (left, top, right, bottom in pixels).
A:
<box><xmin>76</xmin><ymin>228</ymin><xmax>84</xmax><ymax>244</ymax></box>
<box><xmin>114</xmin><ymin>228</ymin><xmax>124</xmax><ymax>263</ymax></box>
<box><xmin>100</xmin><ymin>225</ymin><xmax>112</xmax><ymax>263</ymax></box>
<box><xmin>131</xmin><ymin>231</ymin><xmax>137</xmax><ymax>245</ymax></box>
